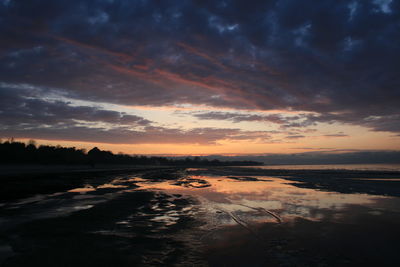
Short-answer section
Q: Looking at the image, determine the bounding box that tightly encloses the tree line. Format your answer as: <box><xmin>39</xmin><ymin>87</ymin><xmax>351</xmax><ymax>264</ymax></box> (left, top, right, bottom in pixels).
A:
<box><xmin>0</xmin><ymin>139</ymin><xmax>262</xmax><ymax>166</ymax></box>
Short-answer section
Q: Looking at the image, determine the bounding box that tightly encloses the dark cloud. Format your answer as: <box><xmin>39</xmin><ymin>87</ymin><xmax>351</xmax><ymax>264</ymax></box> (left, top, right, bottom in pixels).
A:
<box><xmin>187</xmin><ymin>111</ymin><xmax>320</xmax><ymax>131</ymax></box>
<box><xmin>0</xmin><ymin>124</ymin><xmax>274</xmax><ymax>145</ymax></box>
<box><xmin>0</xmin><ymin>83</ymin><xmax>274</xmax><ymax>144</ymax></box>
<box><xmin>323</xmin><ymin>133</ymin><xmax>349</xmax><ymax>137</ymax></box>
<box><xmin>0</xmin><ymin>83</ymin><xmax>151</xmax><ymax>127</ymax></box>
<box><xmin>0</xmin><ymin>0</ymin><xmax>399</xmax><ymax>140</ymax></box>
<box><xmin>299</xmin><ymin>113</ymin><xmax>400</xmax><ymax>134</ymax></box>
<box><xmin>286</xmin><ymin>135</ymin><xmax>305</xmax><ymax>139</ymax></box>
<box><xmin>190</xmin><ymin>111</ymin><xmax>295</xmax><ymax>124</ymax></box>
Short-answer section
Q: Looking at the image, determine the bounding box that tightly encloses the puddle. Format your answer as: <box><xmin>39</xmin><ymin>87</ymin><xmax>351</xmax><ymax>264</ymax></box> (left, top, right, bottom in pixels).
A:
<box><xmin>132</xmin><ymin>173</ymin><xmax>400</xmax><ymax>266</ymax></box>
<box><xmin>68</xmin><ymin>186</ymin><xmax>96</xmax><ymax>193</ymax></box>
<box><xmin>135</xmin><ymin>175</ymin><xmax>400</xmax><ymax>226</ymax></box>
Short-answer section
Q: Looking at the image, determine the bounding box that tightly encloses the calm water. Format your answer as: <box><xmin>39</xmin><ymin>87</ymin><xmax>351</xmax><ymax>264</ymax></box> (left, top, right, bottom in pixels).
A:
<box><xmin>242</xmin><ymin>163</ymin><xmax>400</xmax><ymax>171</ymax></box>
<box><xmin>132</xmin><ymin>172</ymin><xmax>400</xmax><ymax>265</ymax></box>
<box><xmin>2</xmin><ymin>168</ymin><xmax>400</xmax><ymax>266</ymax></box>
<box><xmin>134</xmin><ymin>175</ymin><xmax>400</xmax><ymax>225</ymax></box>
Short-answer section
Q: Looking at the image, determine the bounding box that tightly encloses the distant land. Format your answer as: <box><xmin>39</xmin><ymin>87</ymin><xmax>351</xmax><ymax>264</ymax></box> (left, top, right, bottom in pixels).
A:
<box><xmin>169</xmin><ymin>151</ymin><xmax>400</xmax><ymax>165</ymax></box>
<box><xmin>0</xmin><ymin>140</ymin><xmax>262</xmax><ymax>167</ymax></box>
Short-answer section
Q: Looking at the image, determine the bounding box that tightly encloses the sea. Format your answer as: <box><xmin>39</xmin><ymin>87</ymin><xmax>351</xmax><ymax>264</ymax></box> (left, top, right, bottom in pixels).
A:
<box><xmin>241</xmin><ymin>163</ymin><xmax>400</xmax><ymax>171</ymax></box>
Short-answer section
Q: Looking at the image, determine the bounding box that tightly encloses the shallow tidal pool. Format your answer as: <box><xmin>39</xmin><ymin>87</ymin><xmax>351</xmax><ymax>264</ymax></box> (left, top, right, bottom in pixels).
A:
<box><xmin>1</xmin><ymin>168</ymin><xmax>400</xmax><ymax>266</ymax></box>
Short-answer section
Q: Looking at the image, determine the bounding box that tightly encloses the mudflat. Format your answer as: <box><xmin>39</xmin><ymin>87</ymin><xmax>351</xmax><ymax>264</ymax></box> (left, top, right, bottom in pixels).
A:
<box><xmin>1</xmin><ymin>166</ymin><xmax>400</xmax><ymax>266</ymax></box>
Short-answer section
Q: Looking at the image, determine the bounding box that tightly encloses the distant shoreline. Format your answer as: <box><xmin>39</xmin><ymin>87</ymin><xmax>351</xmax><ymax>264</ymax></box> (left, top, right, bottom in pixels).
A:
<box><xmin>2</xmin><ymin>163</ymin><xmax>400</xmax><ymax>177</ymax></box>
<box><xmin>241</xmin><ymin>163</ymin><xmax>400</xmax><ymax>171</ymax></box>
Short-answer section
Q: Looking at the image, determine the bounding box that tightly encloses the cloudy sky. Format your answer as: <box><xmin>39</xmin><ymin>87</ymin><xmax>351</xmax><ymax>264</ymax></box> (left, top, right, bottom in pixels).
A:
<box><xmin>0</xmin><ymin>0</ymin><xmax>399</xmax><ymax>154</ymax></box>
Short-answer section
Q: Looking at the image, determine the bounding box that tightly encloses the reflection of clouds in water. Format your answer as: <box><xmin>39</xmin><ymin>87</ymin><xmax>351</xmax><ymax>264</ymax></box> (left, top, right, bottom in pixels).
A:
<box><xmin>135</xmin><ymin>175</ymin><xmax>400</xmax><ymax>225</ymax></box>
<box><xmin>198</xmin><ymin>191</ymin><xmax>231</xmax><ymax>203</ymax></box>
<box><xmin>97</xmin><ymin>184</ymin><xmax>127</xmax><ymax>189</ymax></box>
<box><xmin>68</xmin><ymin>186</ymin><xmax>95</xmax><ymax>193</ymax></box>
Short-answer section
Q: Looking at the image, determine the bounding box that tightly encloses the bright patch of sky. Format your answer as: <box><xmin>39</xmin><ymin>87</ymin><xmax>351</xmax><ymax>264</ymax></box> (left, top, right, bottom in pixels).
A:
<box><xmin>343</xmin><ymin>36</ymin><xmax>362</xmax><ymax>51</ymax></box>
<box><xmin>348</xmin><ymin>1</ymin><xmax>358</xmax><ymax>21</ymax></box>
<box><xmin>208</xmin><ymin>15</ymin><xmax>239</xmax><ymax>34</ymax></box>
<box><xmin>2</xmin><ymin>0</ymin><xmax>11</xmax><ymax>7</ymax></box>
<box><xmin>373</xmin><ymin>0</ymin><xmax>393</xmax><ymax>14</ymax></box>
<box><xmin>293</xmin><ymin>23</ymin><xmax>312</xmax><ymax>47</ymax></box>
<box><xmin>88</xmin><ymin>11</ymin><xmax>109</xmax><ymax>25</ymax></box>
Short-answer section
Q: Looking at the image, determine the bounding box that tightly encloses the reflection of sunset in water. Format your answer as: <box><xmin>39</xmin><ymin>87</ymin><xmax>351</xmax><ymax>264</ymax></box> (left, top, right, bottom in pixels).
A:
<box><xmin>133</xmin><ymin>175</ymin><xmax>400</xmax><ymax>224</ymax></box>
<box><xmin>3</xmin><ymin>168</ymin><xmax>400</xmax><ymax>266</ymax></box>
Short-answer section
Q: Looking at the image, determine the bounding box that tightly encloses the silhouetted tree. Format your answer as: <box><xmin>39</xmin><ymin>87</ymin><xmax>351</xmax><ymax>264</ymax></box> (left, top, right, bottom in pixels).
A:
<box><xmin>0</xmin><ymin>140</ymin><xmax>263</xmax><ymax>166</ymax></box>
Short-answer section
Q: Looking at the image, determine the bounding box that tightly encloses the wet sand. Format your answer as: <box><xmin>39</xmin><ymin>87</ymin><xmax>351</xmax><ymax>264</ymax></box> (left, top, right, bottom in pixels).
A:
<box><xmin>0</xmin><ymin>166</ymin><xmax>177</xmax><ymax>201</ymax></box>
<box><xmin>1</xmin><ymin>167</ymin><xmax>400</xmax><ymax>266</ymax></box>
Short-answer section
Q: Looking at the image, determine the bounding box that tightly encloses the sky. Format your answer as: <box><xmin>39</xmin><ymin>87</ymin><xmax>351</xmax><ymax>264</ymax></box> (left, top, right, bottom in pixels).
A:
<box><xmin>0</xmin><ymin>0</ymin><xmax>399</xmax><ymax>155</ymax></box>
